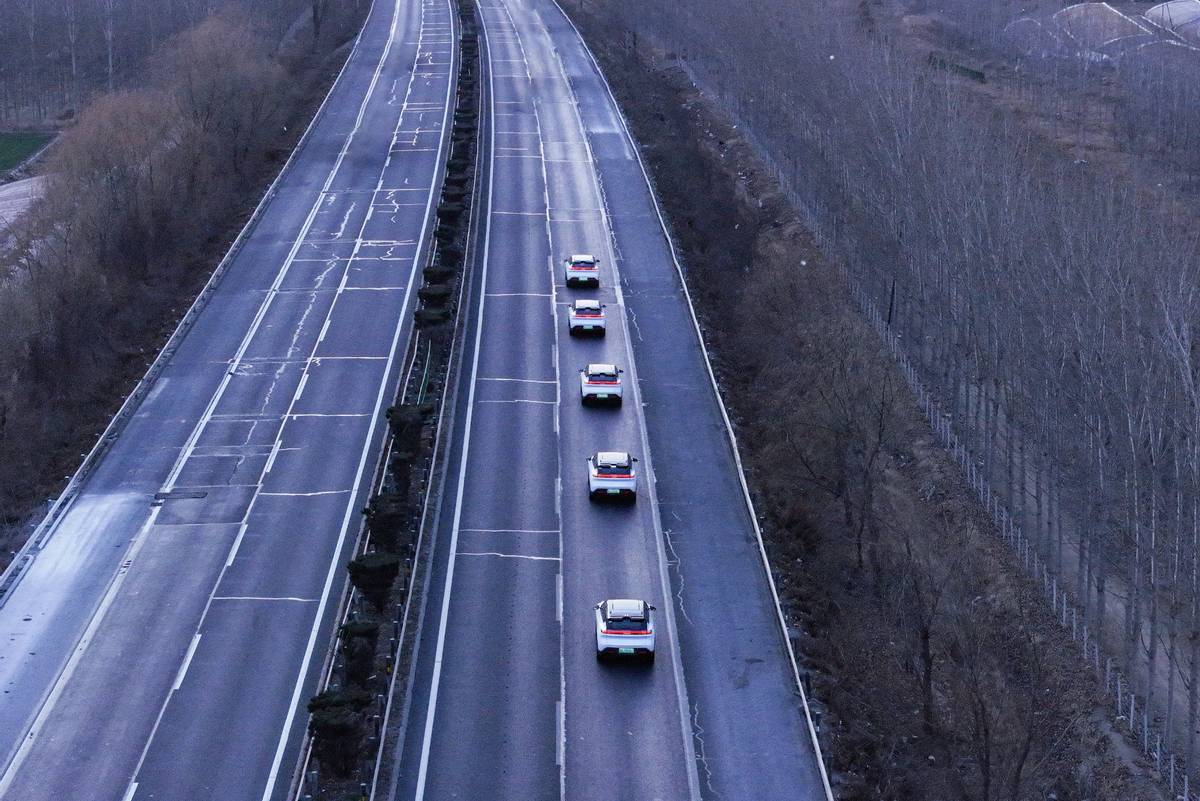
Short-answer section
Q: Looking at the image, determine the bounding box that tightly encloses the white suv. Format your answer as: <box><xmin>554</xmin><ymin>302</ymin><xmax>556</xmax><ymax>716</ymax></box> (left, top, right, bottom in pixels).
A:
<box><xmin>568</xmin><ymin>299</ymin><xmax>606</xmax><ymax>337</ymax></box>
<box><xmin>564</xmin><ymin>254</ymin><xmax>600</xmax><ymax>288</ymax></box>
<box><xmin>587</xmin><ymin>451</ymin><xmax>637</xmax><ymax>501</ymax></box>
<box><xmin>595</xmin><ymin>599</ymin><xmax>656</xmax><ymax>661</ymax></box>
<box><xmin>579</xmin><ymin>363</ymin><xmax>623</xmax><ymax>406</ymax></box>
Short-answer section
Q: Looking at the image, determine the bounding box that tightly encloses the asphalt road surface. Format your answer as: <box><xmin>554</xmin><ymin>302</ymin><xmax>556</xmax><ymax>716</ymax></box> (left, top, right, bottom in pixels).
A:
<box><xmin>387</xmin><ymin>0</ymin><xmax>832</xmax><ymax>799</ymax></box>
<box><xmin>0</xmin><ymin>0</ymin><xmax>455</xmax><ymax>797</ymax></box>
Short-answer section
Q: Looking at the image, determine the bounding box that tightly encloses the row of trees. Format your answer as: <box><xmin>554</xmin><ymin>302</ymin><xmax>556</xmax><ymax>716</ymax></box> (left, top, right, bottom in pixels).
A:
<box><xmin>590</xmin><ymin>0</ymin><xmax>1200</xmax><ymax>782</ymax></box>
<box><xmin>0</xmin><ymin>0</ymin><xmax>345</xmax><ymax>125</ymax></box>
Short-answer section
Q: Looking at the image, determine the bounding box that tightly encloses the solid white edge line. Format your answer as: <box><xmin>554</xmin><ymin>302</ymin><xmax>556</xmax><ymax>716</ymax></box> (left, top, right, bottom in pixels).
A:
<box><xmin>556</xmin><ymin>572</ymin><xmax>563</xmax><ymax>622</ymax></box>
<box><xmin>264</xmin><ymin>439</ymin><xmax>282</xmax><ymax>474</ymax></box>
<box><xmin>121</xmin><ymin>781</ymin><xmax>138</xmax><ymax>801</ymax></box>
<box><xmin>548</xmin><ymin>4</ymin><xmax>836</xmax><ymax>797</ymax></box>
<box><xmin>226</xmin><ymin>523</ymin><xmax>248</xmax><ymax>568</ymax></box>
<box><xmin>172</xmin><ymin>634</ymin><xmax>202</xmax><ymax>692</ymax></box>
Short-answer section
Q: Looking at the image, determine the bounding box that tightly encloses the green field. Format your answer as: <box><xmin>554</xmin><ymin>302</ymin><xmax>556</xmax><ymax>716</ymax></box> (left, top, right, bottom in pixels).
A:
<box><xmin>0</xmin><ymin>132</ymin><xmax>52</xmax><ymax>173</ymax></box>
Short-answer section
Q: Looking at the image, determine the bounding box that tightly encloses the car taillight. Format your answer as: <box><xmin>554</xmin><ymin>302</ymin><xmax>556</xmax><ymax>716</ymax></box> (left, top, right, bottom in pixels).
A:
<box><xmin>603</xmin><ymin>630</ymin><xmax>649</xmax><ymax>635</ymax></box>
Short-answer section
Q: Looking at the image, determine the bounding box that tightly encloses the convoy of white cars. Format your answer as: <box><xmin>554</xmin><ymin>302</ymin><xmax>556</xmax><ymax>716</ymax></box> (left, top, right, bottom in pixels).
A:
<box><xmin>565</xmin><ymin>252</ymin><xmax>655</xmax><ymax>663</ymax></box>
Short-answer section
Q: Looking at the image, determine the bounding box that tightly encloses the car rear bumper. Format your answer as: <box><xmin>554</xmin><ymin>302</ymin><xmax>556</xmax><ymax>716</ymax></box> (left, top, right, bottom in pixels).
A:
<box><xmin>581</xmin><ymin>389</ymin><xmax>622</xmax><ymax>405</ymax></box>
<box><xmin>596</xmin><ymin>634</ymin><xmax>655</xmax><ymax>656</ymax></box>
<box><xmin>589</xmin><ymin>484</ymin><xmax>636</xmax><ymax>500</ymax></box>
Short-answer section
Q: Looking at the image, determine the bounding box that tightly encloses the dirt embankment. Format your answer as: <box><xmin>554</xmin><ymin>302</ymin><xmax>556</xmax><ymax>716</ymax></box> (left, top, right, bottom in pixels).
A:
<box><xmin>563</xmin><ymin>7</ymin><xmax>1169</xmax><ymax>799</ymax></box>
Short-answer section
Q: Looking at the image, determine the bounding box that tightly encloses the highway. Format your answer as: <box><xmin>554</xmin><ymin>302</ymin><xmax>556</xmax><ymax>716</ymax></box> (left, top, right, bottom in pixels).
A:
<box><xmin>0</xmin><ymin>0</ymin><xmax>832</xmax><ymax>797</ymax></box>
<box><xmin>0</xmin><ymin>0</ymin><xmax>455</xmax><ymax>797</ymax></box>
<box><xmin>387</xmin><ymin>0</ymin><xmax>833</xmax><ymax>799</ymax></box>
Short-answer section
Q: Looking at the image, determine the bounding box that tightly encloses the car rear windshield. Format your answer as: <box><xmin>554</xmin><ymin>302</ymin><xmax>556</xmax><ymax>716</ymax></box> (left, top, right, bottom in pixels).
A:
<box><xmin>596</xmin><ymin>463</ymin><xmax>631</xmax><ymax>475</ymax></box>
<box><xmin>605</xmin><ymin>616</ymin><xmax>648</xmax><ymax>631</ymax></box>
<box><xmin>588</xmin><ymin>371</ymin><xmax>617</xmax><ymax>380</ymax></box>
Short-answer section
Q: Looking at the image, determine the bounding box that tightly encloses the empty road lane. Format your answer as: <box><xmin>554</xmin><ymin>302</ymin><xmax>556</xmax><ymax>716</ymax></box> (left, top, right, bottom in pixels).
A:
<box><xmin>0</xmin><ymin>0</ymin><xmax>455</xmax><ymax>798</ymax></box>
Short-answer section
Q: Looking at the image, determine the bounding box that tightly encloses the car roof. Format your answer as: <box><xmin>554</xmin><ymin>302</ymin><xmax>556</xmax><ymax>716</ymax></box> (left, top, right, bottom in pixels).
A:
<box><xmin>595</xmin><ymin>451</ymin><xmax>631</xmax><ymax>465</ymax></box>
<box><xmin>586</xmin><ymin>363</ymin><xmax>618</xmax><ymax>374</ymax></box>
<box><xmin>574</xmin><ymin>299</ymin><xmax>602</xmax><ymax>309</ymax></box>
<box><xmin>605</xmin><ymin>599</ymin><xmax>647</xmax><ymax>618</ymax></box>
<box><xmin>569</xmin><ymin>254</ymin><xmax>596</xmax><ymax>263</ymax></box>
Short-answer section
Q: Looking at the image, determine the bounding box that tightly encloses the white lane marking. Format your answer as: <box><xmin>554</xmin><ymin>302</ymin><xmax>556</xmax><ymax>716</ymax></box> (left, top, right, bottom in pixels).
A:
<box><xmin>552</xmin><ymin>3</ymin><xmax>835</xmax><ymax>796</ymax></box>
<box><xmin>287</xmin><ymin>412</ymin><xmax>372</xmax><ymax>418</ymax></box>
<box><xmin>555</xmin><ymin>573</ymin><xmax>563</xmax><ymax>622</ymax></box>
<box><xmin>456</xmin><ymin>552</ymin><xmax>560</xmax><ymax>562</ymax></box>
<box><xmin>226</xmin><ymin>523</ymin><xmax>249</xmax><ymax>567</ymax></box>
<box><xmin>459</xmin><ymin>528</ymin><xmax>560</xmax><ymax>534</ymax></box>
<box><xmin>318</xmin><ymin>317</ymin><xmax>332</xmax><ymax>342</ymax></box>
<box><xmin>172</xmin><ymin>634</ymin><xmax>202</xmax><ymax>692</ymax></box>
<box><xmin>258</xmin><ymin>490</ymin><xmax>354</xmax><ymax>497</ymax></box>
<box><xmin>555</xmin><ymin>700</ymin><xmax>564</xmax><ymax>767</ymax></box>
<box><xmin>478</xmin><ymin>377</ymin><xmax>557</xmax><ymax>383</ymax></box>
<box><xmin>497</xmin><ymin>13</ymin><xmax>569</xmax><ymax>800</ymax></box>
<box><xmin>264</xmin><ymin>439</ymin><xmax>282</xmax><ymax>474</ymax></box>
<box><xmin>212</xmin><ymin>596</ymin><xmax>320</xmax><ymax>603</ymax></box>
<box><xmin>412</xmin><ymin>15</ymin><xmax>500</xmax><ymax>794</ymax></box>
<box><xmin>121</xmin><ymin>782</ymin><xmax>138</xmax><ymax>801</ymax></box>
<box><xmin>294</xmin><ymin>373</ymin><xmax>310</xmax><ymax>401</ymax></box>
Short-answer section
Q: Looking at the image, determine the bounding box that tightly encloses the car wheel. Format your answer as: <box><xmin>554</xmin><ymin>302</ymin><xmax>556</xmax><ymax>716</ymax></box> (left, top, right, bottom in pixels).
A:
<box><xmin>646</xmin><ymin>651</ymin><xmax>655</xmax><ymax>664</ymax></box>
<box><xmin>596</xmin><ymin>649</ymin><xmax>605</xmax><ymax>662</ymax></box>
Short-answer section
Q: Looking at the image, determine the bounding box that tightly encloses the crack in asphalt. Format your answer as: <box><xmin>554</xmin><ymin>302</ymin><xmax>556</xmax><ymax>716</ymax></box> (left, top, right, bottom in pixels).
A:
<box><xmin>691</xmin><ymin>701</ymin><xmax>719</xmax><ymax>798</ymax></box>
<box><xmin>663</xmin><ymin>516</ymin><xmax>692</xmax><ymax>626</ymax></box>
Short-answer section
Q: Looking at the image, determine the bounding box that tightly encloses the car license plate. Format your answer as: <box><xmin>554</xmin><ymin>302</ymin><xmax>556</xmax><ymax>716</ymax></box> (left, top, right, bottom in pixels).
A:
<box><xmin>619</xmin><ymin>647</ymin><xmax>635</xmax><ymax>655</ymax></box>
<box><xmin>596</xmin><ymin>394</ymin><xmax>608</xmax><ymax>399</ymax></box>
<box><xmin>607</xmin><ymin>489</ymin><xmax>620</xmax><ymax>495</ymax></box>
<box><xmin>583</xmin><ymin>325</ymin><xmax>593</xmax><ymax>330</ymax></box>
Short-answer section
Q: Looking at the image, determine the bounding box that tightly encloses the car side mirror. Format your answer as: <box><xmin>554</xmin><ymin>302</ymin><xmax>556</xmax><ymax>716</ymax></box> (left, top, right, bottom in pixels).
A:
<box><xmin>648</xmin><ymin>605</ymin><xmax>656</xmax><ymax>610</ymax></box>
<box><xmin>632</xmin><ymin>457</ymin><xmax>639</xmax><ymax>462</ymax></box>
<box><xmin>594</xmin><ymin>603</ymin><xmax>602</xmax><ymax>609</ymax></box>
